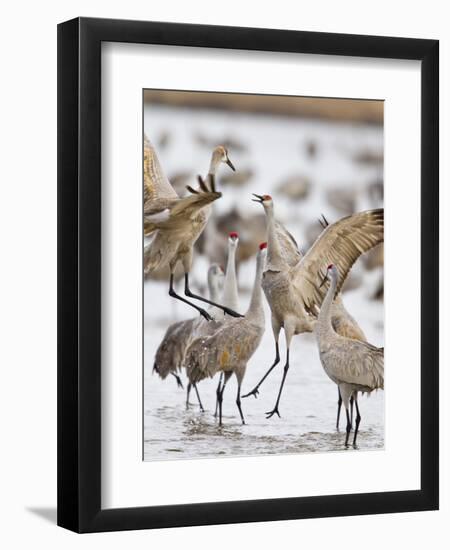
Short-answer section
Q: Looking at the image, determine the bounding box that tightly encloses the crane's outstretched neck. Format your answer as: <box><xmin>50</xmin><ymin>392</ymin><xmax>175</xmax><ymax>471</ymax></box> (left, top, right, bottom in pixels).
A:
<box><xmin>208</xmin><ymin>272</ymin><xmax>222</xmax><ymax>303</ymax></box>
<box><xmin>264</xmin><ymin>204</ymin><xmax>287</xmax><ymax>272</ymax></box>
<box><xmin>206</xmin><ymin>266</ymin><xmax>224</xmax><ymax>319</ymax></box>
<box><xmin>208</xmin><ymin>149</ymin><xmax>222</xmax><ymax>177</ymax></box>
<box><xmin>246</xmin><ymin>250</ymin><xmax>266</xmax><ymax>324</ymax></box>
<box><xmin>222</xmin><ymin>241</ymin><xmax>240</xmax><ymax>312</ymax></box>
<box><xmin>317</xmin><ymin>267</ymin><xmax>338</xmax><ymax>340</ymax></box>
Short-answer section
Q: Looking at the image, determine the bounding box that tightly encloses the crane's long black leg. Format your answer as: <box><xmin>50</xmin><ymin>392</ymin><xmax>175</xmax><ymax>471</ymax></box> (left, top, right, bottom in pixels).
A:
<box><xmin>352</xmin><ymin>398</ymin><xmax>361</xmax><ymax>447</ymax></box>
<box><xmin>236</xmin><ymin>380</ymin><xmax>245</xmax><ymax>425</ymax></box>
<box><xmin>171</xmin><ymin>372</ymin><xmax>184</xmax><ymax>389</ymax></box>
<box><xmin>266</xmin><ymin>348</ymin><xmax>290</xmax><ymax>419</ymax></box>
<box><xmin>242</xmin><ymin>342</ymin><xmax>280</xmax><ymax>399</ymax></box>
<box><xmin>218</xmin><ymin>374</ymin><xmax>230</xmax><ymax>427</ymax></box>
<box><xmin>214</xmin><ymin>373</ymin><xmax>223</xmax><ymax>418</ymax></box>
<box><xmin>186</xmin><ymin>382</ymin><xmax>192</xmax><ymax>409</ymax></box>
<box><xmin>344</xmin><ymin>407</ymin><xmax>352</xmax><ymax>447</ymax></box>
<box><xmin>218</xmin><ymin>383</ymin><xmax>224</xmax><ymax>426</ymax></box>
<box><xmin>184</xmin><ymin>273</ymin><xmax>243</xmax><ymax>318</ymax></box>
<box><xmin>193</xmin><ymin>383</ymin><xmax>204</xmax><ymax>412</ymax></box>
<box><xmin>169</xmin><ymin>273</ymin><xmax>213</xmax><ymax>321</ymax></box>
<box><xmin>350</xmin><ymin>394</ymin><xmax>354</xmax><ymax>428</ymax></box>
<box><xmin>336</xmin><ymin>388</ymin><xmax>343</xmax><ymax>431</ymax></box>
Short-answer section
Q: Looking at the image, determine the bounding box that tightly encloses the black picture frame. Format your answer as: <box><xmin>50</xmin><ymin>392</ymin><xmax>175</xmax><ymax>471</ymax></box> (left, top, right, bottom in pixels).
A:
<box><xmin>57</xmin><ymin>17</ymin><xmax>439</xmax><ymax>533</ymax></box>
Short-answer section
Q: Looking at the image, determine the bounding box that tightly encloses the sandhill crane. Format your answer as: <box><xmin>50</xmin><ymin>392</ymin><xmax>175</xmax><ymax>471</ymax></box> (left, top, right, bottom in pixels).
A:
<box><xmin>331</xmin><ymin>294</ymin><xmax>366</xmax><ymax>429</ymax></box>
<box><xmin>319</xmin><ymin>215</ymin><xmax>367</xmax><ymax>429</ymax></box>
<box><xmin>213</xmin><ymin>232</ymin><xmax>242</xmax><ymax>416</ymax></box>
<box><xmin>185</xmin><ymin>243</ymin><xmax>267</xmax><ymax>426</ymax></box>
<box><xmin>143</xmin><ymin>137</ymin><xmax>240</xmax><ymax>320</ymax></box>
<box><xmin>186</xmin><ymin>234</ymin><xmax>244</xmax><ymax>409</ymax></box>
<box><xmin>153</xmin><ymin>263</ymin><xmax>225</xmax><ymax>410</ymax></box>
<box><xmin>316</xmin><ymin>264</ymin><xmax>384</xmax><ymax>446</ymax></box>
<box><xmin>243</xmin><ymin>194</ymin><xmax>383</xmax><ymax>419</ymax></box>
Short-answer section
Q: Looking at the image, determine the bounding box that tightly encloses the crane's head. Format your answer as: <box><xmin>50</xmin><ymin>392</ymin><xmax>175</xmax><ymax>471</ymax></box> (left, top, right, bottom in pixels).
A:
<box><xmin>252</xmin><ymin>194</ymin><xmax>273</xmax><ymax>210</ymax></box>
<box><xmin>258</xmin><ymin>241</ymin><xmax>268</xmax><ymax>258</ymax></box>
<box><xmin>228</xmin><ymin>231</ymin><xmax>239</xmax><ymax>246</ymax></box>
<box><xmin>212</xmin><ymin>145</ymin><xmax>235</xmax><ymax>172</ymax></box>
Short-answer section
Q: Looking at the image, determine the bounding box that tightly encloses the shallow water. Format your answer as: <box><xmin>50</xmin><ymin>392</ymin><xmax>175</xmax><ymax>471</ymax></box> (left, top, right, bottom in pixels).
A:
<box><xmin>144</xmin><ymin>288</ymin><xmax>384</xmax><ymax>461</ymax></box>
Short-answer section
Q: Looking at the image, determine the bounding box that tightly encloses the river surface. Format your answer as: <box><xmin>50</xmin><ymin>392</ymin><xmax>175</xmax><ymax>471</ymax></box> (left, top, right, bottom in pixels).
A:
<box><xmin>144</xmin><ymin>286</ymin><xmax>384</xmax><ymax>461</ymax></box>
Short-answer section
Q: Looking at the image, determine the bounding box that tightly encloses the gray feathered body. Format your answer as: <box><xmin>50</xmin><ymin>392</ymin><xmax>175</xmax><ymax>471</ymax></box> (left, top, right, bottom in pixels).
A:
<box><xmin>317</xmin><ymin>330</ymin><xmax>384</xmax><ymax>393</ymax></box>
<box><xmin>185</xmin><ymin>248</ymin><xmax>266</xmax><ymax>388</ymax></box>
<box><xmin>262</xmin><ymin>269</ymin><xmax>315</xmax><ymax>335</ymax></box>
<box><xmin>153</xmin><ymin>318</ymin><xmax>199</xmax><ymax>379</ymax></box>
<box><xmin>186</xmin><ymin>317</ymin><xmax>264</xmax><ymax>385</ymax></box>
<box><xmin>144</xmin><ymin>208</ymin><xmax>209</xmax><ymax>273</ymax></box>
<box><xmin>315</xmin><ymin>265</ymin><xmax>384</xmax><ymax>400</ymax></box>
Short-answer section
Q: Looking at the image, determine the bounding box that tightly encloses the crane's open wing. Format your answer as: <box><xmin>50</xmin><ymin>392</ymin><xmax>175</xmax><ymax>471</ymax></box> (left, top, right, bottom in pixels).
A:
<box><xmin>144</xmin><ymin>135</ymin><xmax>179</xmax><ymax>202</ymax></box>
<box><xmin>293</xmin><ymin>209</ymin><xmax>383</xmax><ymax>314</ymax></box>
<box><xmin>144</xmin><ymin>178</ymin><xmax>222</xmax><ymax>235</ymax></box>
<box><xmin>169</xmin><ymin>189</ymin><xmax>221</xmax><ymax>219</ymax></box>
<box><xmin>274</xmin><ymin>220</ymin><xmax>302</xmax><ymax>266</ymax></box>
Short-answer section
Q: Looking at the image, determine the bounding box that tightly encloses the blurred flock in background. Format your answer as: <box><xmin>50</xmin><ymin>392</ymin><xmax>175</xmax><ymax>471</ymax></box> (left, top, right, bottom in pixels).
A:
<box><xmin>143</xmin><ymin>90</ymin><xmax>384</xmax><ymax>461</ymax></box>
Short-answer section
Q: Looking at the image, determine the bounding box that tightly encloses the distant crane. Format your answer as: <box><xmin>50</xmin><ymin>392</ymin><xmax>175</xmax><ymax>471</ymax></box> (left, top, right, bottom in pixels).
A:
<box><xmin>316</xmin><ymin>264</ymin><xmax>384</xmax><ymax>446</ymax></box>
<box><xmin>143</xmin><ymin>137</ymin><xmax>240</xmax><ymax>320</ymax></box>
<box><xmin>185</xmin><ymin>244</ymin><xmax>267</xmax><ymax>426</ymax></box>
<box><xmin>243</xmin><ymin>194</ymin><xmax>383</xmax><ymax>419</ymax></box>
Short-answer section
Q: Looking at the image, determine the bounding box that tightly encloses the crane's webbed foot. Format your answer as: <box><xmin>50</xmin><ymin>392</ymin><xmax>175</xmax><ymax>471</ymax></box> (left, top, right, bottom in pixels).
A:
<box><xmin>265</xmin><ymin>406</ymin><xmax>281</xmax><ymax>419</ymax></box>
<box><xmin>243</xmin><ymin>347</ymin><xmax>281</xmax><ymax>400</ymax></box>
<box><xmin>242</xmin><ymin>387</ymin><xmax>259</xmax><ymax>399</ymax></box>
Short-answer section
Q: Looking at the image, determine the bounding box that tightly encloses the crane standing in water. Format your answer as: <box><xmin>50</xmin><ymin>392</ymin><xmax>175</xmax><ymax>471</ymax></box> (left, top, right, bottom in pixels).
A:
<box><xmin>185</xmin><ymin>243</ymin><xmax>267</xmax><ymax>426</ymax></box>
<box><xmin>316</xmin><ymin>264</ymin><xmax>384</xmax><ymax>446</ymax></box>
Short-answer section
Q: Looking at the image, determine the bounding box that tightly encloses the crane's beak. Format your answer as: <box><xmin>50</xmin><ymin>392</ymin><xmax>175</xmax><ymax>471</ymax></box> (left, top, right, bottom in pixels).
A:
<box><xmin>226</xmin><ymin>157</ymin><xmax>236</xmax><ymax>171</ymax></box>
<box><xmin>319</xmin><ymin>272</ymin><xmax>329</xmax><ymax>288</ymax></box>
<box><xmin>252</xmin><ymin>193</ymin><xmax>264</xmax><ymax>203</ymax></box>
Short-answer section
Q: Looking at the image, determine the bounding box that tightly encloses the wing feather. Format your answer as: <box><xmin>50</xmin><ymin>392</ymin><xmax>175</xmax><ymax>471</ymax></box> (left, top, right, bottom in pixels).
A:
<box><xmin>339</xmin><ymin>342</ymin><xmax>384</xmax><ymax>390</ymax></box>
<box><xmin>294</xmin><ymin>209</ymin><xmax>383</xmax><ymax>313</ymax></box>
<box><xmin>144</xmin><ymin>191</ymin><xmax>221</xmax><ymax>235</ymax></box>
<box><xmin>143</xmin><ymin>135</ymin><xmax>179</xmax><ymax>202</ymax></box>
